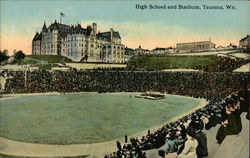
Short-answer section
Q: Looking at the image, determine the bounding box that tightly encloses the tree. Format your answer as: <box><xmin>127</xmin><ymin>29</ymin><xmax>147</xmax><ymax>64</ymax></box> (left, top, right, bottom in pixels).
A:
<box><xmin>0</xmin><ymin>49</ymin><xmax>10</xmax><ymax>62</ymax></box>
<box><xmin>14</xmin><ymin>50</ymin><xmax>25</xmax><ymax>64</ymax></box>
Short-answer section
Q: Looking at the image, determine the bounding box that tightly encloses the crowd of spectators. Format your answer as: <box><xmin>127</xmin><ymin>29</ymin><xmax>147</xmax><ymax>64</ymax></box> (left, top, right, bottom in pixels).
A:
<box><xmin>198</xmin><ymin>56</ymin><xmax>249</xmax><ymax>72</ymax></box>
<box><xmin>128</xmin><ymin>55</ymin><xmax>249</xmax><ymax>72</ymax></box>
<box><xmin>104</xmin><ymin>89</ymin><xmax>249</xmax><ymax>158</ymax></box>
<box><xmin>1</xmin><ymin>69</ymin><xmax>249</xmax><ymax>101</ymax></box>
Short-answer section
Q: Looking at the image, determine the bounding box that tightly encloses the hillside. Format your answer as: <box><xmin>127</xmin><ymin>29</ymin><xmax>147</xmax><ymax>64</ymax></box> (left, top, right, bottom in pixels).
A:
<box><xmin>127</xmin><ymin>55</ymin><xmax>249</xmax><ymax>72</ymax></box>
<box><xmin>25</xmin><ymin>55</ymin><xmax>74</xmax><ymax>63</ymax></box>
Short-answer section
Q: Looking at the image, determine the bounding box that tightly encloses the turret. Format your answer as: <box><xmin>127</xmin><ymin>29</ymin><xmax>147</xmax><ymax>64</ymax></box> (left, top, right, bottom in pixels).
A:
<box><xmin>42</xmin><ymin>21</ymin><xmax>47</xmax><ymax>31</ymax></box>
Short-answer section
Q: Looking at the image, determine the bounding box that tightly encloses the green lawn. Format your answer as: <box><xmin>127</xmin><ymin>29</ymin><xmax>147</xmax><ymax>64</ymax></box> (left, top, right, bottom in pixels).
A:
<box><xmin>128</xmin><ymin>56</ymin><xmax>220</xmax><ymax>70</ymax></box>
<box><xmin>27</xmin><ymin>55</ymin><xmax>74</xmax><ymax>63</ymax></box>
<box><xmin>21</xmin><ymin>58</ymin><xmax>39</xmax><ymax>64</ymax></box>
<box><xmin>0</xmin><ymin>93</ymin><xmax>201</xmax><ymax>144</ymax></box>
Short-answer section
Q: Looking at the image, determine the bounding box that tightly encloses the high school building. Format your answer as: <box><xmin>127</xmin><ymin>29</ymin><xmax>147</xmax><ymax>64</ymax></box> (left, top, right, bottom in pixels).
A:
<box><xmin>32</xmin><ymin>20</ymin><xmax>125</xmax><ymax>63</ymax></box>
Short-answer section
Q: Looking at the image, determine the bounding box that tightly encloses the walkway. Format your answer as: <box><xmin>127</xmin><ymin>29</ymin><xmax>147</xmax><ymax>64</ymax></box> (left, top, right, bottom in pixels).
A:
<box><xmin>233</xmin><ymin>63</ymin><xmax>250</xmax><ymax>72</ymax></box>
<box><xmin>0</xmin><ymin>137</ymin><xmax>116</xmax><ymax>158</ymax></box>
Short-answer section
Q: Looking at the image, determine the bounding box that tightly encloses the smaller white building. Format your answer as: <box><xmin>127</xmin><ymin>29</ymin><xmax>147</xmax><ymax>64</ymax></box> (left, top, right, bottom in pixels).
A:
<box><xmin>239</xmin><ymin>35</ymin><xmax>250</xmax><ymax>50</ymax></box>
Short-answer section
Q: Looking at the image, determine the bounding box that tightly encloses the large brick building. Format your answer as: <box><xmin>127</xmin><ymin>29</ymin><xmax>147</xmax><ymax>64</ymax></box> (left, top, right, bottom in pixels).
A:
<box><xmin>32</xmin><ymin>20</ymin><xmax>125</xmax><ymax>63</ymax></box>
<box><xmin>176</xmin><ymin>40</ymin><xmax>215</xmax><ymax>53</ymax></box>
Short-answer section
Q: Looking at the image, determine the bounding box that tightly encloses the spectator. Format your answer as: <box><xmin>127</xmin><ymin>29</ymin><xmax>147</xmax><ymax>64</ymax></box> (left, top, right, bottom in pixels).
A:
<box><xmin>216</xmin><ymin>104</ymin><xmax>239</xmax><ymax>144</ymax></box>
<box><xmin>163</xmin><ymin>132</ymin><xmax>178</xmax><ymax>153</ymax></box>
<box><xmin>177</xmin><ymin>127</ymin><xmax>198</xmax><ymax>158</ymax></box>
<box><xmin>194</xmin><ymin>120</ymin><xmax>208</xmax><ymax>158</ymax></box>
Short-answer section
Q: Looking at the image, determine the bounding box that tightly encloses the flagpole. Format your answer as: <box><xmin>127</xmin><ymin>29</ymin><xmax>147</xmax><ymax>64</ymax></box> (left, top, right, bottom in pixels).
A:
<box><xmin>60</xmin><ymin>13</ymin><xmax>62</xmax><ymax>24</ymax></box>
<box><xmin>60</xmin><ymin>12</ymin><xmax>64</xmax><ymax>24</ymax></box>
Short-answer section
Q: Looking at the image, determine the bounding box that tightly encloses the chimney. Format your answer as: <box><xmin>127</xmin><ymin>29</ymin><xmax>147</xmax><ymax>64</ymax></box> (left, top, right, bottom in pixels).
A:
<box><xmin>92</xmin><ymin>23</ymin><xmax>97</xmax><ymax>36</ymax></box>
<box><xmin>110</xmin><ymin>28</ymin><xmax>113</xmax><ymax>41</ymax></box>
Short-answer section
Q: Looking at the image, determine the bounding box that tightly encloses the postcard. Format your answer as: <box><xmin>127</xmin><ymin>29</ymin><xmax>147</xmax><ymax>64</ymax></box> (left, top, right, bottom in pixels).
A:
<box><xmin>0</xmin><ymin>0</ymin><xmax>249</xmax><ymax>158</ymax></box>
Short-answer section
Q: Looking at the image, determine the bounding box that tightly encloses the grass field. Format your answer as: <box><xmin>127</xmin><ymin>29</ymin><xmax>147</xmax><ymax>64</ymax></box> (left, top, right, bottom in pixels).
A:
<box><xmin>0</xmin><ymin>93</ymin><xmax>201</xmax><ymax>144</ymax></box>
<box><xmin>128</xmin><ymin>56</ymin><xmax>220</xmax><ymax>70</ymax></box>
<box><xmin>21</xmin><ymin>58</ymin><xmax>39</xmax><ymax>64</ymax></box>
<box><xmin>26</xmin><ymin>55</ymin><xmax>74</xmax><ymax>63</ymax></box>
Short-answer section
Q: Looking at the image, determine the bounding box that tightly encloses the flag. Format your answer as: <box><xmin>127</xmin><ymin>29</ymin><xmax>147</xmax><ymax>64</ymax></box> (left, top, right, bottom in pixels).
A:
<box><xmin>60</xmin><ymin>12</ymin><xmax>65</xmax><ymax>17</ymax></box>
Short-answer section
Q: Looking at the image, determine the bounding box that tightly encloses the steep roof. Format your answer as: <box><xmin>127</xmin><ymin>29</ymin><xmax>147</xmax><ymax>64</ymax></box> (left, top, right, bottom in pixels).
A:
<box><xmin>42</xmin><ymin>22</ymin><xmax>47</xmax><ymax>31</ymax></box>
<box><xmin>44</xmin><ymin>22</ymin><xmax>93</xmax><ymax>38</ymax></box>
<box><xmin>97</xmin><ymin>31</ymin><xmax>121</xmax><ymax>40</ymax></box>
<box><xmin>153</xmin><ymin>47</ymin><xmax>167</xmax><ymax>51</ymax></box>
<box><xmin>37</xmin><ymin>20</ymin><xmax>120</xmax><ymax>41</ymax></box>
<box><xmin>33</xmin><ymin>32</ymin><xmax>42</xmax><ymax>41</ymax></box>
<box><xmin>125</xmin><ymin>48</ymin><xmax>134</xmax><ymax>55</ymax></box>
<box><xmin>240</xmin><ymin>35</ymin><xmax>250</xmax><ymax>42</ymax></box>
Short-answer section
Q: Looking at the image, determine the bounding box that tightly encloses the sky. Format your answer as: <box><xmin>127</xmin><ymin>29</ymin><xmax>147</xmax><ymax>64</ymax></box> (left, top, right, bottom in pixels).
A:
<box><xmin>0</xmin><ymin>0</ymin><xmax>250</xmax><ymax>55</ymax></box>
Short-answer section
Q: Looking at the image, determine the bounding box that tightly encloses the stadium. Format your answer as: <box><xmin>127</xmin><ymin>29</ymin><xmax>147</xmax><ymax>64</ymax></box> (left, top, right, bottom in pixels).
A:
<box><xmin>0</xmin><ymin>60</ymin><xmax>249</xmax><ymax>158</ymax></box>
<box><xmin>1</xmin><ymin>0</ymin><xmax>250</xmax><ymax>157</ymax></box>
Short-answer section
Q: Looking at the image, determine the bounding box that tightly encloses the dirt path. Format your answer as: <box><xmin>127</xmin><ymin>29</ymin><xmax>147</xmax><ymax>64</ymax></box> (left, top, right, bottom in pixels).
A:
<box><xmin>233</xmin><ymin>63</ymin><xmax>250</xmax><ymax>72</ymax></box>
